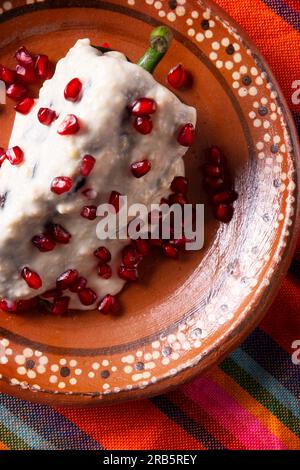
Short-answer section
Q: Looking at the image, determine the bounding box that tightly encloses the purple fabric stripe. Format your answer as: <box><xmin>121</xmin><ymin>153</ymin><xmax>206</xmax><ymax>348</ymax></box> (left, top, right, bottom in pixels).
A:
<box><xmin>262</xmin><ymin>0</ymin><xmax>300</xmax><ymax>32</ymax></box>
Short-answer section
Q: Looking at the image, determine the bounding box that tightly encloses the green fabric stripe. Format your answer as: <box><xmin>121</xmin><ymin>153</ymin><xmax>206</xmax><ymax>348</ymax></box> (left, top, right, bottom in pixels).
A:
<box><xmin>220</xmin><ymin>358</ymin><xmax>300</xmax><ymax>437</ymax></box>
<box><xmin>0</xmin><ymin>422</ymin><xmax>31</xmax><ymax>450</ymax></box>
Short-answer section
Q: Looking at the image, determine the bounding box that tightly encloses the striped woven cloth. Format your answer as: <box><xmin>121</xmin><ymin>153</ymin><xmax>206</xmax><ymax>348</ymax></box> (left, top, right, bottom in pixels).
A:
<box><xmin>0</xmin><ymin>0</ymin><xmax>300</xmax><ymax>450</ymax></box>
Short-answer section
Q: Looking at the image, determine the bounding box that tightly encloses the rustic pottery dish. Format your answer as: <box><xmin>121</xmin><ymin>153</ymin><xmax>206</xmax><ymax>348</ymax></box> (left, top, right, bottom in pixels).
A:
<box><xmin>0</xmin><ymin>0</ymin><xmax>299</xmax><ymax>406</ymax></box>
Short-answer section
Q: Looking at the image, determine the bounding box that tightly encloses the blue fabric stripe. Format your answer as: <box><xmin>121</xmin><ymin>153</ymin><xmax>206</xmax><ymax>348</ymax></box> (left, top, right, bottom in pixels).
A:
<box><xmin>0</xmin><ymin>394</ymin><xmax>103</xmax><ymax>450</ymax></box>
<box><xmin>230</xmin><ymin>348</ymin><xmax>300</xmax><ymax>418</ymax></box>
<box><xmin>262</xmin><ymin>0</ymin><xmax>300</xmax><ymax>33</ymax></box>
<box><xmin>241</xmin><ymin>328</ymin><xmax>300</xmax><ymax>397</ymax></box>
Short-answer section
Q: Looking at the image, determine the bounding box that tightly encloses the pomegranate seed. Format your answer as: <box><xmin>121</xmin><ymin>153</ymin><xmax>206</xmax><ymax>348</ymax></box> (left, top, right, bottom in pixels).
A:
<box><xmin>38</xmin><ymin>107</ymin><xmax>56</xmax><ymax>125</ymax></box>
<box><xmin>80</xmin><ymin>205</ymin><xmax>97</xmax><ymax>220</ymax></box>
<box><xmin>203</xmin><ymin>176</ymin><xmax>225</xmax><ymax>194</ymax></box>
<box><xmin>167</xmin><ymin>64</ymin><xmax>190</xmax><ymax>89</ymax></box>
<box><xmin>214</xmin><ymin>204</ymin><xmax>234</xmax><ymax>223</ymax></box>
<box><xmin>15</xmin><ymin>46</ymin><xmax>34</xmax><ymax>66</ymax></box>
<box><xmin>98</xmin><ymin>294</ymin><xmax>119</xmax><ymax>314</ymax></box>
<box><xmin>0</xmin><ymin>65</ymin><xmax>16</xmax><ymax>85</ymax></box>
<box><xmin>78</xmin><ymin>288</ymin><xmax>97</xmax><ymax>306</ymax></box>
<box><xmin>82</xmin><ymin>188</ymin><xmax>97</xmax><ymax>200</ymax></box>
<box><xmin>57</xmin><ymin>114</ymin><xmax>80</xmax><ymax>135</ymax></box>
<box><xmin>160</xmin><ymin>197</ymin><xmax>169</xmax><ymax>206</ymax></box>
<box><xmin>212</xmin><ymin>190</ymin><xmax>238</xmax><ymax>205</ymax></box>
<box><xmin>97</xmin><ymin>263</ymin><xmax>112</xmax><ymax>279</ymax></box>
<box><xmin>171</xmin><ymin>176</ymin><xmax>188</xmax><ymax>195</ymax></box>
<box><xmin>6</xmin><ymin>146</ymin><xmax>24</xmax><ymax>165</ymax></box>
<box><xmin>56</xmin><ymin>269</ymin><xmax>78</xmax><ymax>289</ymax></box>
<box><xmin>207</xmin><ymin>146</ymin><xmax>223</xmax><ymax>165</ymax></box>
<box><xmin>6</xmin><ymin>83</ymin><xmax>27</xmax><ymax>101</ymax></box>
<box><xmin>168</xmin><ymin>193</ymin><xmax>187</xmax><ymax>206</ymax></box>
<box><xmin>133</xmin><ymin>115</ymin><xmax>153</xmax><ymax>135</ymax></box>
<box><xmin>17</xmin><ymin>297</ymin><xmax>38</xmax><ymax>311</ymax></box>
<box><xmin>177</xmin><ymin>123</ymin><xmax>195</xmax><ymax>147</ymax></box>
<box><xmin>32</xmin><ymin>234</ymin><xmax>56</xmax><ymax>252</ymax></box>
<box><xmin>21</xmin><ymin>267</ymin><xmax>42</xmax><ymax>289</ymax></box>
<box><xmin>162</xmin><ymin>243</ymin><xmax>179</xmax><ymax>259</ymax></box>
<box><xmin>14</xmin><ymin>97</ymin><xmax>34</xmax><ymax>115</ymax></box>
<box><xmin>149</xmin><ymin>238</ymin><xmax>163</xmax><ymax>247</ymax></box>
<box><xmin>41</xmin><ymin>288</ymin><xmax>63</xmax><ymax>298</ymax></box>
<box><xmin>101</xmin><ymin>42</ymin><xmax>111</xmax><ymax>48</ymax></box>
<box><xmin>130</xmin><ymin>98</ymin><xmax>157</xmax><ymax>116</ymax></box>
<box><xmin>69</xmin><ymin>276</ymin><xmax>87</xmax><ymax>293</ymax></box>
<box><xmin>64</xmin><ymin>78</ymin><xmax>82</xmax><ymax>102</ymax></box>
<box><xmin>204</xmin><ymin>164</ymin><xmax>222</xmax><ymax>178</ymax></box>
<box><xmin>51</xmin><ymin>296</ymin><xmax>70</xmax><ymax>315</ymax></box>
<box><xmin>122</xmin><ymin>245</ymin><xmax>143</xmax><ymax>268</ymax></box>
<box><xmin>51</xmin><ymin>176</ymin><xmax>73</xmax><ymax>195</ymax></box>
<box><xmin>133</xmin><ymin>238</ymin><xmax>150</xmax><ymax>256</ymax></box>
<box><xmin>15</xmin><ymin>64</ymin><xmax>37</xmax><ymax>84</ymax></box>
<box><xmin>94</xmin><ymin>246</ymin><xmax>111</xmax><ymax>263</ymax></box>
<box><xmin>48</xmin><ymin>223</ymin><xmax>71</xmax><ymax>244</ymax></box>
<box><xmin>118</xmin><ymin>266</ymin><xmax>138</xmax><ymax>282</ymax></box>
<box><xmin>131</xmin><ymin>159</ymin><xmax>151</xmax><ymax>178</ymax></box>
<box><xmin>0</xmin><ymin>298</ymin><xmax>17</xmax><ymax>312</ymax></box>
<box><xmin>0</xmin><ymin>148</ymin><xmax>7</xmax><ymax>167</ymax></box>
<box><xmin>35</xmin><ymin>54</ymin><xmax>54</xmax><ymax>80</ymax></box>
<box><xmin>109</xmin><ymin>190</ymin><xmax>121</xmax><ymax>213</ymax></box>
<box><xmin>80</xmin><ymin>154</ymin><xmax>95</xmax><ymax>177</ymax></box>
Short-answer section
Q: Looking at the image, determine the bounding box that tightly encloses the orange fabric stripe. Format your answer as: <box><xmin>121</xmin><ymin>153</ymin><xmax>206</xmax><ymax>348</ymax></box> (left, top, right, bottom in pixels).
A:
<box><xmin>210</xmin><ymin>367</ymin><xmax>300</xmax><ymax>449</ymax></box>
<box><xmin>214</xmin><ymin>0</ymin><xmax>300</xmax><ymax>112</ymax></box>
<box><xmin>167</xmin><ymin>390</ymin><xmax>247</xmax><ymax>450</ymax></box>
<box><xmin>0</xmin><ymin>442</ymin><xmax>8</xmax><ymax>451</ymax></box>
<box><xmin>58</xmin><ymin>400</ymin><xmax>205</xmax><ymax>450</ymax></box>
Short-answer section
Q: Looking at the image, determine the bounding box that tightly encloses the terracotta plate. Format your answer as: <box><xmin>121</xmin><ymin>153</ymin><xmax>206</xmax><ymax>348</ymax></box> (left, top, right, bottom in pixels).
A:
<box><xmin>0</xmin><ymin>0</ymin><xmax>299</xmax><ymax>406</ymax></box>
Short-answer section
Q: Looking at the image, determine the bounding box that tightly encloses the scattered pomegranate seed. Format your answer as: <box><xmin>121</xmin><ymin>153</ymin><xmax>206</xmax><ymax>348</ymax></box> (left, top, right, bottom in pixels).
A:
<box><xmin>213</xmin><ymin>204</ymin><xmax>234</xmax><ymax>223</ymax></box>
<box><xmin>97</xmin><ymin>263</ymin><xmax>112</xmax><ymax>279</ymax></box>
<box><xmin>6</xmin><ymin>83</ymin><xmax>27</xmax><ymax>101</ymax></box>
<box><xmin>56</xmin><ymin>269</ymin><xmax>78</xmax><ymax>289</ymax></box>
<box><xmin>15</xmin><ymin>46</ymin><xmax>34</xmax><ymax>66</ymax></box>
<box><xmin>69</xmin><ymin>276</ymin><xmax>87</xmax><ymax>293</ymax></box>
<box><xmin>206</xmin><ymin>146</ymin><xmax>223</xmax><ymax>166</ymax></box>
<box><xmin>80</xmin><ymin>154</ymin><xmax>95</xmax><ymax>177</ymax></box>
<box><xmin>51</xmin><ymin>296</ymin><xmax>70</xmax><ymax>315</ymax></box>
<box><xmin>109</xmin><ymin>190</ymin><xmax>121</xmax><ymax>213</ymax></box>
<box><xmin>177</xmin><ymin>123</ymin><xmax>195</xmax><ymax>147</ymax></box>
<box><xmin>133</xmin><ymin>115</ymin><xmax>153</xmax><ymax>135</ymax></box>
<box><xmin>51</xmin><ymin>176</ymin><xmax>73</xmax><ymax>195</ymax></box>
<box><xmin>17</xmin><ymin>297</ymin><xmax>38</xmax><ymax>311</ymax></box>
<box><xmin>204</xmin><ymin>164</ymin><xmax>223</xmax><ymax>178</ymax></box>
<box><xmin>15</xmin><ymin>64</ymin><xmax>37</xmax><ymax>84</ymax></box>
<box><xmin>130</xmin><ymin>98</ymin><xmax>157</xmax><ymax>116</ymax></box>
<box><xmin>94</xmin><ymin>246</ymin><xmax>111</xmax><ymax>264</ymax></box>
<box><xmin>131</xmin><ymin>159</ymin><xmax>151</xmax><ymax>178</ymax></box>
<box><xmin>57</xmin><ymin>114</ymin><xmax>80</xmax><ymax>135</ymax></box>
<box><xmin>82</xmin><ymin>188</ymin><xmax>97</xmax><ymax>200</ymax></box>
<box><xmin>78</xmin><ymin>287</ymin><xmax>97</xmax><ymax>306</ymax></box>
<box><xmin>0</xmin><ymin>65</ymin><xmax>16</xmax><ymax>85</ymax></box>
<box><xmin>170</xmin><ymin>176</ymin><xmax>188</xmax><ymax>195</ymax></box>
<box><xmin>21</xmin><ymin>267</ymin><xmax>42</xmax><ymax>290</ymax></box>
<box><xmin>168</xmin><ymin>193</ymin><xmax>188</xmax><ymax>206</ymax></box>
<box><xmin>118</xmin><ymin>266</ymin><xmax>138</xmax><ymax>282</ymax></box>
<box><xmin>160</xmin><ymin>197</ymin><xmax>169</xmax><ymax>206</ymax></box>
<box><xmin>64</xmin><ymin>77</ymin><xmax>82</xmax><ymax>102</ymax></box>
<box><xmin>14</xmin><ymin>97</ymin><xmax>34</xmax><ymax>115</ymax></box>
<box><xmin>48</xmin><ymin>223</ymin><xmax>71</xmax><ymax>244</ymax></box>
<box><xmin>167</xmin><ymin>64</ymin><xmax>190</xmax><ymax>89</ymax></box>
<box><xmin>133</xmin><ymin>238</ymin><xmax>150</xmax><ymax>256</ymax></box>
<box><xmin>38</xmin><ymin>107</ymin><xmax>56</xmax><ymax>125</ymax></box>
<box><xmin>35</xmin><ymin>54</ymin><xmax>54</xmax><ymax>80</ymax></box>
<box><xmin>98</xmin><ymin>294</ymin><xmax>119</xmax><ymax>314</ymax></box>
<box><xmin>203</xmin><ymin>176</ymin><xmax>225</xmax><ymax>194</ymax></box>
<box><xmin>32</xmin><ymin>234</ymin><xmax>56</xmax><ymax>252</ymax></box>
<box><xmin>0</xmin><ymin>298</ymin><xmax>17</xmax><ymax>313</ymax></box>
<box><xmin>100</xmin><ymin>42</ymin><xmax>111</xmax><ymax>48</ymax></box>
<box><xmin>6</xmin><ymin>146</ymin><xmax>24</xmax><ymax>165</ymax></box>
<box><xmin>162</xmin><ymin>243</ymin><xmax>179</xmax><ymax>259</ymax></box>
<box><xmin>41</xmin><ymin>288</ymin><xmax>63</xmax><ymax>298</ymax></box>
<box><xmin>149</xmin><ymin>238</ymin><xmax>163</xmax><ymax>247</ymax></box>
<box><xmin>80</xmin><ymin>205</ymin><xmax>97</xmax><ymax>220</ymax></box>
<box><xmin>211</xmin><ymin>190</ymin><xmax>238</xmax><ymax>205</ymax></box>
<box><xmin>122</xmin><ymin>245</ymin><xmax>143</xmax><ymax>268</ymax></box>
